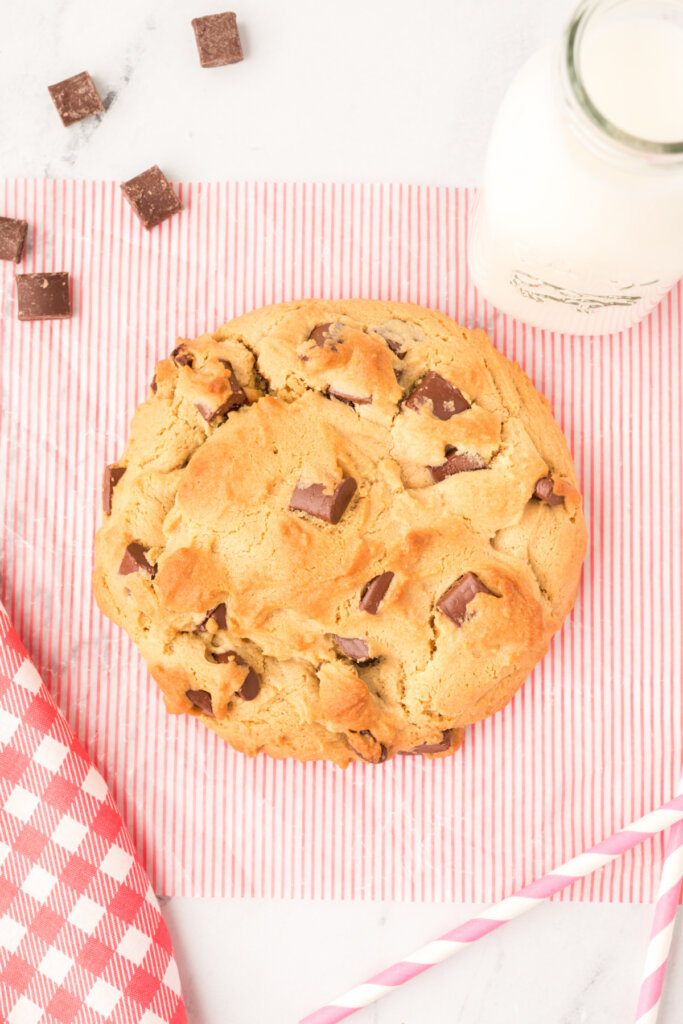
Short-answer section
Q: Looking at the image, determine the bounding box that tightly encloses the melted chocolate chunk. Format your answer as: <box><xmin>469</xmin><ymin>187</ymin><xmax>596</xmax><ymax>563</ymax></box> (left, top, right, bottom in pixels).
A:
<box><xmin>121</xmin><ymin>165</ymin><xmax>183</xmax><ymax>230</ymax></box>
<box><xmin>196</xmin><ymin>603</ymin><xmax>228</xmax><ymax>633</ymax></box>
<box><xmin>186</xmin><ymin>689</ymin><xmax>214</xmax><ymax>716</ymax></box>
<box><xmin>308</xmin><ymin>322</ymin><xmax>344</xmax><ymax>349</ymax></box>
<box><xmin>327</xmin><ymin>387</ymin><xmax>372</xmax><ymax>407</ymax></box>
<box><xmin>359</xmin><ymin>572</ymin><xmax>394</xmax><ymax>615</ymax></box>
<box><xmin>534</xmin><ymin>476</ymin><xmax>565</xmax><ymax>506</ymax></box>
<box><xmin>437</xmin><ymin>572</ymin><xmax>495</xmax><ymax>627</ymax></box>
<box><xmin>118</xmin><ymin>542</ymin><xmax>155</xmax><ymax>577</ymax></box>
<box><xmin>195</xmin><ymin>361</ymin><xmax>247</xmax><ymax>421</ymax></box>
<box><xmin>348</xmin><ymin>730</ymin><xmax>388</xmax><ymax>764</ymax></box>
<box><xmin>238</xmin><ymin>668</ymin><xmax>261</xmax><ymax>701</ymax></box>
<box><xmin>171</xmin><ymin>344</ymin><xmax>194</xmax><ymax>367</ymax></box>
<box><xmin>0</xmin><ymin>217</ymin><xmax>28</xmax><ymax>263</ymax></box>
<box><xmin>404</xmin><ymin>371</ymin><xmax>469</xmax><ymax>420</ymax></box>
<box><xmin>430</xmin><ymin>449</ymin><xmax>486</xmax><ymax>483</ymax></box>
<box><xmin>103</xmin><ymin>465</ymin><xmax>126</xmax><ymax>515</ymax></box>
<box><xmin>330</xmin><ymin>635</ymin><xmax>371</xmax><ymax>663</ymax></box>
<box><xmin>373</xmin><ymin>324</ymin><xmax>408</xmax><ymax>359</ymax></box>
<box><xmin>289</xmin><ymin>477</ymin><xmax>357</xmax><ymax>525</ymax></box>
<box><xmin>410</xmin><ymin>730</ymin><xmax>457</xmax><ymax>755</ymax></box>
<box><xmin>212</xmin><ymin>651</ymin><xmax>261</xmax><ymax>700</ymax></box>
<box><xmin>385</xmin><ymin>337</ymin><xmax>406</xmax><ymax>358</ymax></box>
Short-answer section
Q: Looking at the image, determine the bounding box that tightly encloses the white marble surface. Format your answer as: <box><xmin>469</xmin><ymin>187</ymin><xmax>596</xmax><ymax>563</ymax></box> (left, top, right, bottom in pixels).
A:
<box><xmin>2</xmin><ymin>0</ymin><xmax>682</xmax><ymax>1021</ymax></box>
<box><xmin>163</xmin><ymin>898</ymin><xmax>683</xmax><ymax>1023</ymax></box>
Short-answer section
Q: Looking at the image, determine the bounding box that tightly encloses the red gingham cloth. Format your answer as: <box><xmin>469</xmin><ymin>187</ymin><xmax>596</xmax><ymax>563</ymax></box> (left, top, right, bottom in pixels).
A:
<box><xmin>0</xmin><ymin>603</ymin><xmax>187</xmax><ymax>1024</ymax></box>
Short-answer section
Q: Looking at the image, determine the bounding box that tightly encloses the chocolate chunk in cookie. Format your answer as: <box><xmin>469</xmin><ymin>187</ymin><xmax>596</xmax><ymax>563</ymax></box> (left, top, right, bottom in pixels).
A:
<box><xmin>327</xmin><ymin>387</ymin><xmax>372</xmax><ymax>407</ymax></box>
<box><xmin>289</xmin><ymin>477</ymin><xmax>357</xmax><ymax>525</ymax></box>
<box><xmin>330</xmin><ymin>635</ymin><xmax>371</xmax><ymax>663</ymax></box>
<box><xmin>48</xmin><ymin>71</ymin><xmax>104</xmax><ymax>126</ymax></box>
<box><xmin>195</xmin><ymin>361</ymin><xmax>247</xmax><ymax>421</ymax></box>
<box><xmin>121</xmin><ymin>166</ymin><xmax>183</xmax><ymax>230</ymax></box>
<box><xmin>359</xmin><ymin>572</ymin><xmax>394</xmax><ymax>614</ymax></box>
<box><xmin>348</xmin><ymin>730</ymin><xmax>387</xmax><ymax>764</ymax></box>
<box><xmin>212</xmin><ymin>651</ymin><xmax>261</xmax><ymax>700</ymax></box>
<box><xmin>0</xmin><ymin>217</ymin><xmax>28</xmax><ymax>263</ymax></box>
<box><xmin>103</xmin><ymin>465</ymin><xmax>126</xmax><ymax>515</ymax></box>
<box><xmin>118</xmin><ymin>542</ymin><xmax>155</xmax><ymax>577</ymax></box>
<box><xmin>192</xmin><ymin>12</ymin><xmax>244</xmax><ymax>67</ymax></box>
<box><xmin>534</xmin><ymin>476</ymin><xmax>564</xmax><ymax>506</ymax></box>
<box><xmin>405</xmin><ymin>371</ymin><xmax>469</xmax><ymax>420</ymax></box>
<box><xmin>196</xmin><ymin>603</ymin><xmax>228</xmax><ymax>633</ymax></box>
<box><xmin>16</xmin><ymin>273</ymin><xmax>71</xmax><ymax>321</ymax></box>
<box><xmin>308</xmin><ymin>322</ymin><xmax>344</xmax><ymax>349</ymax></box>
<box><xmin>186</xmin><ymin>689</ymin><xmax>214</xmax><ymax>716</ymax></box>
<box><xmin>430</xmin><ymin>449</ymin><xmax>486</xmax><ymax>483</ymax></box>
<box><xmin>407</xmin><ymin>730</ymin><xmax>457</xmax><ymax>755</ymax></box>
<box><xmin>171</xmin><ymin>344</ymin><xmax>194</xmax><ymax>367</ymax></box>
<box><xmin>437</xmin><ymin>572</ymin><xmax>494</xmax><ymax>627</ymax></box>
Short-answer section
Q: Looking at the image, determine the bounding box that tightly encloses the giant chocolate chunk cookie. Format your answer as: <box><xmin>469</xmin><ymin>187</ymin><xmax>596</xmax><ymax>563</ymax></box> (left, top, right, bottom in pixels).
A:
<box><xmin>93</xmin><ymin>301</ymin><xmax>586</xmax><ymax>766</ymax></box>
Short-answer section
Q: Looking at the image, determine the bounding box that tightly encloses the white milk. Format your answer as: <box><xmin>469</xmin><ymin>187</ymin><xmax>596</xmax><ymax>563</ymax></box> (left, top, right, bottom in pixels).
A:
<box><xmin>468</xmin><ymin>0</ymin><xmax>683</xmax><ymax>335</ymax></box>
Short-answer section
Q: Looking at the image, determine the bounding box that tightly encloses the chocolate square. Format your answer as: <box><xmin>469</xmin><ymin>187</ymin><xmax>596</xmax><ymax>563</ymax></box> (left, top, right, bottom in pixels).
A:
<box><xmin>289</xmin><ymin>477</ymin><xmax>357</xmax><ymax>525</ymax></box>
<box><xmin>48</xmin><ymin>72</ymin><xmax>104</xmax><ymax>127</ymax></box>
<box><xmin>404</xmin><ymin>372</ymin><xmax>470</xmax><ymax>420</ymax></box>
<box><xmin>192</xmin><ymin>12</ymin><xmax>244</xmax><ymax>67</ymax></box>
<box><xmin>437</xmin><ymin>572</ymin><xmax>494</xmax><ymax>627</ymax></box>
<box><xmin>16</xmin><ymin>273</ymin><xmax>71</xmax><ymax>322</ymax></box>
<box><xmin>359</xmin><ymin>572</ymin><xmax>394</xmax><ymax>614</ymax></box>
<box><xmin>121</xmin><ymin>166</ymin><xmax>183</xmax><ymax>230</ymax></box>
<box><xmin>0</xmin><ymin>217</ymin><xmax>28</xmax><ymax>263</ymax></box>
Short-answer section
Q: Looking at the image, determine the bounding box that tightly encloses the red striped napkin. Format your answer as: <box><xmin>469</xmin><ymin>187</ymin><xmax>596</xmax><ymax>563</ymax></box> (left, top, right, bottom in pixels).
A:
<box><xmin>0</xmin><ymin>602</ymin><xmax>186</xmax><ymax>1024</ymax></box>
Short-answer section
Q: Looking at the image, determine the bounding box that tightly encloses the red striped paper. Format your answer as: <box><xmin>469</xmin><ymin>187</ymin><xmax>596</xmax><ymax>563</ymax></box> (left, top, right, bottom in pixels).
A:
<box><xmin>0</xmin><ymin>180</ymin><xmax>681</xmax><ymax>903</ymax></box>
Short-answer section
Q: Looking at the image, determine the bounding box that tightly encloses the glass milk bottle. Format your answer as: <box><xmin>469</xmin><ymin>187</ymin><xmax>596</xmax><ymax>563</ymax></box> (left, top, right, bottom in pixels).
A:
<box><xmin>468</xmin><ymin>0</ymin><xmax>683</xmax><ymax>335</ymax></box>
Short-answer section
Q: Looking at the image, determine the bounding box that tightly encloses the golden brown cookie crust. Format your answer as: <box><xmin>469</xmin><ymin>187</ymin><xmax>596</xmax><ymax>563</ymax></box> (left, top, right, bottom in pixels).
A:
<box><xmin>93</xmin><ymin>300</ymin><xmax>587</xmax><ymax>766</ymax></box>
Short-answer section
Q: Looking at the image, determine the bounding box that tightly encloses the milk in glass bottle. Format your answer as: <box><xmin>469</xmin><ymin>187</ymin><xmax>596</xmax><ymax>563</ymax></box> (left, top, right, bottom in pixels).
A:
<box><xmin>468</xmin><ymin>0</ymin><xmax>683</xmax><ymax>334</ymax></box>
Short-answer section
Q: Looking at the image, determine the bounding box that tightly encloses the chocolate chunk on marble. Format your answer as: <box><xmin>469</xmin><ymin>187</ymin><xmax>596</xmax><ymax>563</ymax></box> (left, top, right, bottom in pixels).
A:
<box><xmin>197</xmin><ymin>603</ymin><xmax>228</xmax><ymax>632</ymax></box>
<box><xmin>48</xmin><ymin>71</ymin><xmax>104</xmax><ymax>126</ymax></box>
<box><xmin>437</xmin><ymin>572</ymin><xmax>494</xmax><ymax>627</ymax></box>
<box><xmin>103</xmin><ymin>465</ymin><xmax>126</xmax><ymax>515</ymax></box>
<box><xmin>0</xmin><ymin>217</ymin><xmax>28</xmax><ymax>263</ymax></box>
<box><xmin>289</xmin><ymin>476</ymin><xmax>357</xmax><ymax>525</ymax></box>
<box><xmin>331</xmin><ymin>635</ymin><xmax>371</xmax><ymax>662</ymax></box>
<box><xmin>195</xmin><ymin>361</ymin><xmax>248</xmax><ymax>421</ymax></box>
<box><xmin>121</xmin><ymin>165</ymin><xmax>183</xmax><ymax>230</ymax></box>
<box><xmin>212</xmin><ymin>651</ymin><xmax>261</xmax><ymax>700</ymax></box>
<box><xmin>430</xmin><ymin>449</ymin><xmax>486</xmax><ymax>483</ymax></box>
<box><xmin>186</xmin><ymin>689</ymin><xmax>214</xmax><ymax>716</ymax></box>
<box><xmin>16</xmin><ymin>273</ymin><xmax>71</xmax><ymax>321</ymax></box>
<box><xmin>534</xmin><ymin>475</ymin><xmax>565</xmax><ymax>506</ymax></box>
<box><xmin>404</xmin><ymin>371</ymin><xmax>469</xmax><ymax>420</ymax></box>
<box><xmin>192</xmin><ymin>11</ymin><xmax>244</xmax><ymax>67</ymax></box>
<box><xmin>118</xmin><ymin>542</ymin><xmax>155</xmax><ymax>577</ymax></box>
<box><xmin>359</xmin><ymin>572</ymin><xmax>394</xmax><ymax>614</ymax></box>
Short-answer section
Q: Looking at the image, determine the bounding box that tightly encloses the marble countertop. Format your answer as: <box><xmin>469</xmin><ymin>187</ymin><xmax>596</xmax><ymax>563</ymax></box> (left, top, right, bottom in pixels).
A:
<box><xmin>3</xmin><ymin>0</ymin><xmax>682</xmax><ymax>1021</ymax></box>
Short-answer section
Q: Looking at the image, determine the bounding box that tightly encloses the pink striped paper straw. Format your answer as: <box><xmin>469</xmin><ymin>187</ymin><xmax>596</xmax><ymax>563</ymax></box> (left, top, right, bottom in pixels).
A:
<box><xmin>634</xmin><ymin>781</ymin><xmax>683</xmax><ymax>1024</ymax></box>
<box><xmin>300</xmin><ymin>793</ymin><xmax>683</xmax><ymax>1024</ymax></box>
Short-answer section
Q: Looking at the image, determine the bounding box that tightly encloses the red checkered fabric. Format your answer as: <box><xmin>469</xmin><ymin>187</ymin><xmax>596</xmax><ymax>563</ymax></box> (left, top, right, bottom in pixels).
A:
<box><xmin>0</xmin><ymin>604</ymin><xmax>187</xmax><ymax>1024</ymax></box>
